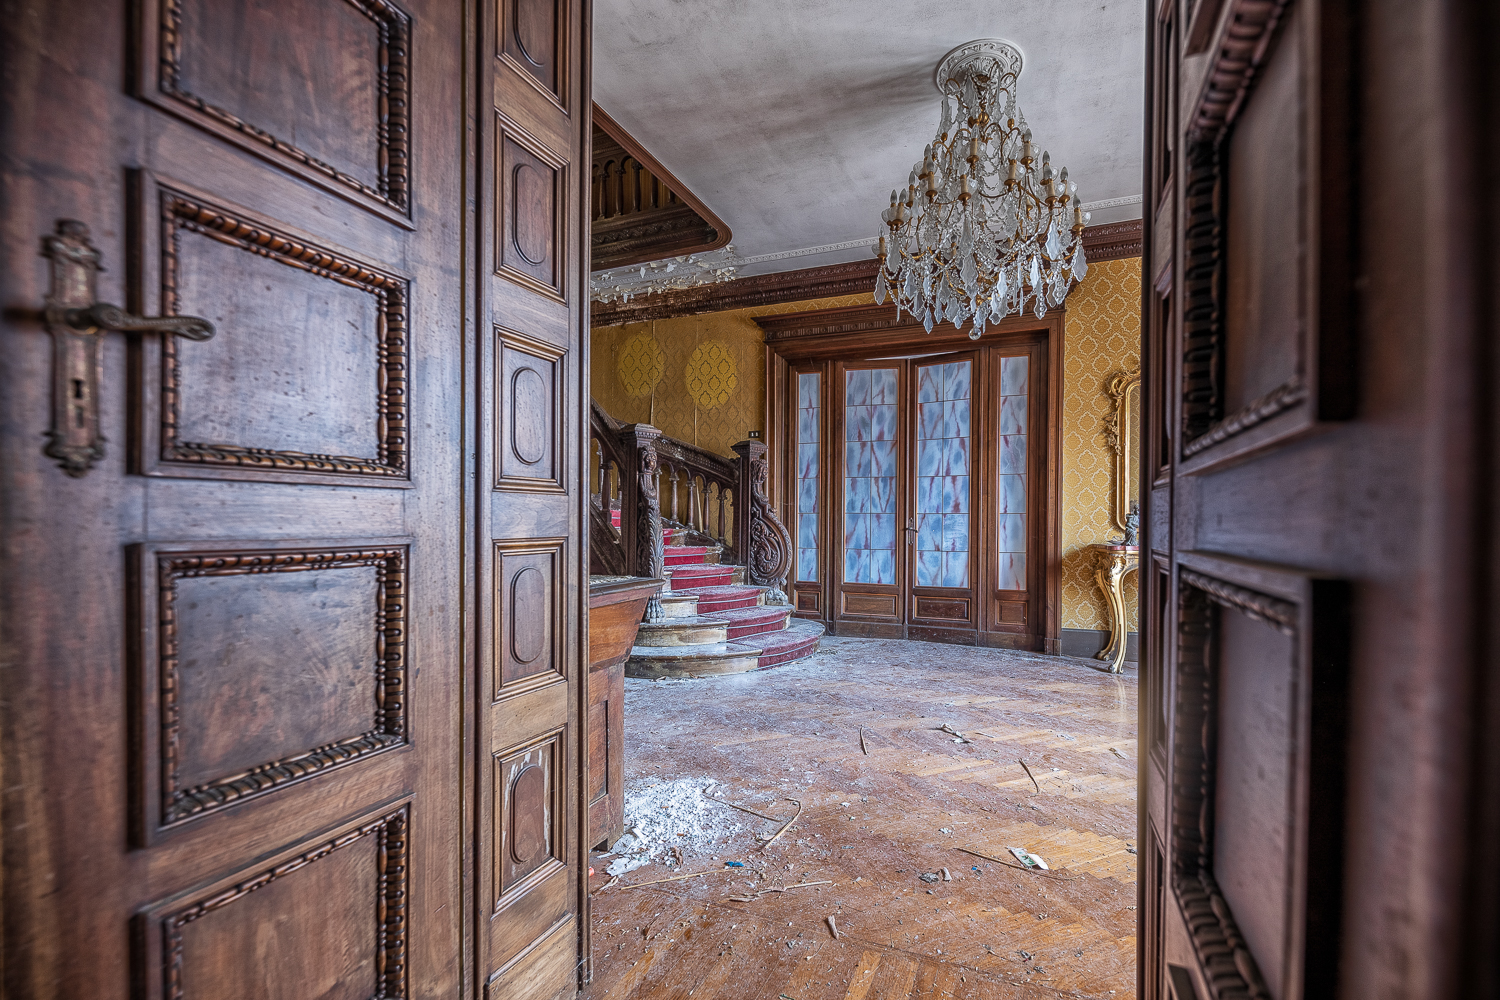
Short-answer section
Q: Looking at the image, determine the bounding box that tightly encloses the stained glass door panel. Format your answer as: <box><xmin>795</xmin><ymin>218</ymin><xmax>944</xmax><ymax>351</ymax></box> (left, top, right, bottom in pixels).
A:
<box><xmin>914</xmin><ymin>359</ymin><xmax>972</xmax><ymax>589</ymax></box>
<box><xmin>842</xmin><ymin>367</ymin><xmax>899</xmax><ymax>585</ymax></box>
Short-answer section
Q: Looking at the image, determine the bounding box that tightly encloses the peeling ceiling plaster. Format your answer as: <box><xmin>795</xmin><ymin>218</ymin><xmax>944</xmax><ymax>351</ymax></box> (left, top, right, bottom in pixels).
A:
<box><xmin>594</xmin><ymin>0</ymin><xmax>1146</xmax><ymax>278</ymax></box>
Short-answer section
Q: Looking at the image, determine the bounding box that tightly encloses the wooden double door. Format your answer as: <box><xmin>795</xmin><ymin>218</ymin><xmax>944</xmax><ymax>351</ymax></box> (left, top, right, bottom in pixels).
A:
<box><xmin>768</xmin><ymin>309</ymin><xmax>1060</xmax><ymax>651</ymax></box>
<box><xmin>0</xmin><ymin>0</ymin><xmax>592</xmax><ymax>998</ymax></box>
<box><xmin>1140</xmin><ymin>0</ymin><xmax>1500</xmax><ymax>997</ymax></box>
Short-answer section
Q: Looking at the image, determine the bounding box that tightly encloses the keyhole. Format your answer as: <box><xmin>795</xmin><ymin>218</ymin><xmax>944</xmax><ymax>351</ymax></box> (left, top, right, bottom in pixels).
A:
<box><xmin>72</xmin><ymin>380</ymin><xmax>86</xmax><ymax>428</ymax></box>
<box><xmin>72</xmin><ymin>379</ymin><xmax>84</xmax><ymax>399</ymax></box>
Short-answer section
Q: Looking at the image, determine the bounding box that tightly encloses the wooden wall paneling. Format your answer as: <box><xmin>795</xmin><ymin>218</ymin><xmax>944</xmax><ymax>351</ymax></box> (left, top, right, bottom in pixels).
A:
<box><xmin>133</xmin><ymin>0</ymin><xmax>416</xmax><ymax>227</ymax></box>
<box><xmin>130</xmin><ymin>172</ymin><xmax>414</xmax><ymax>487</ymax></box>
<box><xmin>0</xmin><ymin>0</ymin><xmax>468</xmax><ymax>994</ymax></box>
<box><xmin>1169</xmin><ymin>553</ymin><xmax>1349</xmax><ymax>1000</ymax></box>
<box><xmin>481</xmin><ymin>0</ymin><xmax>589</xmax><ymax>995</ymax></box>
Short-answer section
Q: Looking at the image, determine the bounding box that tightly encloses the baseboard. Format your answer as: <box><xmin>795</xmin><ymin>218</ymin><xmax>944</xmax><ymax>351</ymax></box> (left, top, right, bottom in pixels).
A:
<box><xmin>1061</xmin><ymin>627</ymin><xmax>1139</xmax><ymax>662</ymax></box>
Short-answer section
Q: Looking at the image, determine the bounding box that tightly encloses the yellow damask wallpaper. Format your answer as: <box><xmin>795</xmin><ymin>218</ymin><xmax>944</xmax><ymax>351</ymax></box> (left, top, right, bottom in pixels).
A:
<box><xmin>591</xmin><ymin>292</ymin><xmax>872</xmax><ymax>459</ymax></box>
<box><xmin>592</xmin><ymin>264</ymin><xmax>1139</xmax><ymax>637</ymax></box>
<box><xmin>1061</xmin><ymin>257</ymin><xmax>1141</xmax><ymax>633</ymax></box>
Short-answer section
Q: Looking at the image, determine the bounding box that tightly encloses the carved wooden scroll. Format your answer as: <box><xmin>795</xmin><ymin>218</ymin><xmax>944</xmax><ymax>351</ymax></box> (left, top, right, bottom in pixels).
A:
<box><xmin>733</xmin><ymin>439</ymin><xmax>791</xmax><ymax>605</ymax></box>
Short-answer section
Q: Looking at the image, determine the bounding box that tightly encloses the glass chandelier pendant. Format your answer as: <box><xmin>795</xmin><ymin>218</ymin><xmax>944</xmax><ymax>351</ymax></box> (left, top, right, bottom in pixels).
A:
<box><xmin>874</xmin><ymin>39</ymin><xmax>1090</xmax><ymax>339</ymax></box>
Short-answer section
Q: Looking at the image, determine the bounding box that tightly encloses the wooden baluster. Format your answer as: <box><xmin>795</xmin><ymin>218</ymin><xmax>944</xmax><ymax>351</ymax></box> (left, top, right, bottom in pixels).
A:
<box><xmin>717</xmin><ymin>485</ymin><xmax>728</xmax><ymax>542</ymax></box>
<box><xmin>688</xmin><ymin>475</ymin><xmax>701</xmax><ymax>532</ymax></box>
<box><xmin>614</xmin><ymin>158</ymin><xmax>628</xmax><ymax>221</ymax></box>
<box><xmin>669</xmin><ymin>466</ymin><xmax>680</xmax><ymax>524</ymax></box>
<box><xmin>629</xmin><ymin>160</ymin><xmax>644</xmax><ymax>214</ymax></box>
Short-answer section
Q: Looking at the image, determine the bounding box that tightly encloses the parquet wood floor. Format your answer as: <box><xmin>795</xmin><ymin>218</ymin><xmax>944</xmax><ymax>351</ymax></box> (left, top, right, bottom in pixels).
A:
<box><xmin>583</xmin><ymin>636</ymin><xmax>1139</xmax><ymax>1000</ymax></box>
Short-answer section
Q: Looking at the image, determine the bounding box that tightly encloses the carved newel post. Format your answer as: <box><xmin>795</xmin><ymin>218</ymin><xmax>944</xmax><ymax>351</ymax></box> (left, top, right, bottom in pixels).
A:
<box><xmin>619</xmin><ymin>423</ymin><xmax>665</xmax><ymax>620</ymax></box>
<box><xmin>732</xmin><ymin>439</ymin><xmax>792</xmax><ymax>606</ymax></box>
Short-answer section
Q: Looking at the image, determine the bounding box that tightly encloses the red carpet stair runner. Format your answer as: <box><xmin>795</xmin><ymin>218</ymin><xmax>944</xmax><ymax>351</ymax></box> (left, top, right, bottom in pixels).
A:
<box><xmin>608</xmin><ymin>514</ymin><xmax>824</xmax><ymax>677</ymax></box>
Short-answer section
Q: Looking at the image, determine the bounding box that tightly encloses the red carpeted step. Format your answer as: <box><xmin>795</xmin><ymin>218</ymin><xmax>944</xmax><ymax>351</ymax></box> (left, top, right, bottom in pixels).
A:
<box><xmin>702</xmin><ymin>604</ymin><xmax>791</xmax><ymax>640</ymax></box>
<box><xmin>668</xmin><ymin>565</ymin><xmax>735</xmax><ymax>588</ymax></box>
<box><xmin>673</xmin><ymin>585</ymin><xmax>763</xmax><ymax>613</ymax></box>
<box><xmin>610</xmin><ymin>508</ymin><xmax>621</xmax><ymax>529</ymax></box>
<box><xmin>664</xmin><ymin>545</ymin><xmax>712</xmax><ymax>566</ymax></box>
<box><xmin>736</xmin><ymin>619</ymin><xmax>825</xmax><ymax>668</ymax></box>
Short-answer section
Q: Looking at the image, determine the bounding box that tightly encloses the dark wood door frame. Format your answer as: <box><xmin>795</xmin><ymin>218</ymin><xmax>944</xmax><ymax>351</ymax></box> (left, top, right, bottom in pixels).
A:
<box><xmin>758</xmin><ymin>304</ymin><xmax>1064</xmax><ymax>653</ymax></box>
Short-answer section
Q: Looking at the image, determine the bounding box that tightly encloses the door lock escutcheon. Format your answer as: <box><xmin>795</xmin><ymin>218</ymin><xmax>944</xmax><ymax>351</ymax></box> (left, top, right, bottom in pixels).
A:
<box><xmin>39</xmin><ymin>220</ymin><xmax>214</xmax><ymax>477</ymax></box>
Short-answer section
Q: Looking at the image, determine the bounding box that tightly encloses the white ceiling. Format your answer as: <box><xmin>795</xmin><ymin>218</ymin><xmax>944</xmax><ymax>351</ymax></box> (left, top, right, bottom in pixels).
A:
<box><xmin>594</xmin><ymin>0</ymin><xmax>1146</xmax><ymax>279</ymax></box>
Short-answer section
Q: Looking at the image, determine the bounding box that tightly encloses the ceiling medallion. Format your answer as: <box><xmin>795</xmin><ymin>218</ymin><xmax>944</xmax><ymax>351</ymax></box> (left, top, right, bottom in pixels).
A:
<box><xmin>876</xmin><ymin>38</ymin><xmax>1089</xmax><ymax>338</ymax></box>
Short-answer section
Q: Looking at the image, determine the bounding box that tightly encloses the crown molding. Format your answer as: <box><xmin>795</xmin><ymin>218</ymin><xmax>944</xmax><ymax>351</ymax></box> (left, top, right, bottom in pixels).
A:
<box><xmin>588</xmin><ymin>219</ymin><xmax>1142</xmax><ymax>327</ymax></box>
<box><xmin>590</xmin><ymin>259</ymin><xmax>881</xmax><ymax>326</ymax></box>
<box><xmin>1081</xmin><ymin>218</ymin><xmax>1144</xmax><ymax>262</ymax></box>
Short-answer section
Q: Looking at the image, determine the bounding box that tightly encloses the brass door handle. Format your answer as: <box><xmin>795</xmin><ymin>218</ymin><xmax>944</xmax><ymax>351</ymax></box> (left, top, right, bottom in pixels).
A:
<box><xmin>39</xmin><ymin>220</ymin><xmax>215</xmax><ymax>477</ymax></box>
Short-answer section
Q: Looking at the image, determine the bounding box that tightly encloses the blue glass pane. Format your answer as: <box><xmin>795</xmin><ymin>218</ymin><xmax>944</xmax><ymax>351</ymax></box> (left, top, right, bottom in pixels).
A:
<box><xmin>998</xmin><ymin>474</ymin><xmax>1026</xmax><ymax>514</ymax></box>
<box><xmin>1001</xmin><ymin>355</ymin><xmax>1029</xmax><ymax>396</ymax></box>
<box><xmin>798</xmin><ymin>372</ymin><xmax>819</xmax><ymax>409</ymax></box>
<box><xmin>845</xmin><ymin>368</ymin><xmax>871</xmax><ymax>405</ymax></box>
<box><xmin>1000</xmin><ymin>394</ymin><xmax>1027</xmax><ymax>436</ymax></box>
<box><xmin>997</xmin><ymin>552</ymin><xmax>1026</xmax><ymax>591</ymax></box>
<box><xmin>797</xmin><ymin>548</ymin><xmax>818</xmax><ymax>582</ymax></box>
<box><xmin>917</xmin><ymin>550</ymin><xmax>942</xmax><ymax>586</ymax></box>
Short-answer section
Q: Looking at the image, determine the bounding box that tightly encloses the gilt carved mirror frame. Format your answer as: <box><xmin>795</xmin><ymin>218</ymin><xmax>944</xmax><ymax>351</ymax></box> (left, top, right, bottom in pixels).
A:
<box><xmin>1103</xmin><ymin>369</ymin><xmax>1142</xmax><ymax>534</ymax></box>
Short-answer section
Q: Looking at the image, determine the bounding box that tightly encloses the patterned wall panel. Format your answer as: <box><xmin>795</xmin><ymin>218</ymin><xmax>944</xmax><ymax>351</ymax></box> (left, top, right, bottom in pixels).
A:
<box><xmin>1061</xmin><ymin>257</ymin><xmax>1142</xmax><ymax>632</ymax></box>
<box><xmin>591</xmin><ymin>293</ymin><xmax>871</xmax><ymax>460</ymax></box>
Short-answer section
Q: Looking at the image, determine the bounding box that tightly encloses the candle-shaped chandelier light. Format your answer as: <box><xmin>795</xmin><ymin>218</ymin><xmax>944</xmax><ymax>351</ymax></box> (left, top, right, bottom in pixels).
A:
<box><xmin>876</xmin><ymin>39</ymin><xmax>1089</xmax><ymax>338</ymax></box>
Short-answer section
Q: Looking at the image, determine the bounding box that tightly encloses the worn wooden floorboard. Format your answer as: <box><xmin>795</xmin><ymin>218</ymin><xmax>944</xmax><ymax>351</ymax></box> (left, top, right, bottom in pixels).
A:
<box><xmin>584</xmin><ymin>636</ymin><xmax>1138</xmax><ymax>999</ymax></box>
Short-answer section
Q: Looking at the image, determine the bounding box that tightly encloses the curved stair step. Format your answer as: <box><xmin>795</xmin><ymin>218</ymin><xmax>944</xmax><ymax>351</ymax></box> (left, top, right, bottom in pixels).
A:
<box><xmin>702</xmin><ymin>604</ymin><xmax>792</xmax><ymax>639</ymax></box>
<box><xmin>625</xmin><ymin>641</ymin><xmax>761</xmax><ymax>678</ymax></box>
<box><xmin>673</xmin><ymin>585</ymin><xmax>764</xmax><ymax>613</ymax></box>
<box><xmin>664</xmin><ymin>544</ymin><xmax>721</xmax><ymax>566</ymax></box>
<box><xmin>633</xmin><ymin>616</ymin><xmax>729</xmax><ymax>647</ymax></box>
<box><xmin>734</xmin><ymin>619</ymin><xmax>826</xmax><ymax>668</ymax></box>
<box><xmin>666</xmin><ymin>565</ymin><xmax>737</xmax><ymax>588</ymax></box>
<box><xmin>658</xmin><ymin>593</ymin><xmax>699</xmax><ymax>617</ymax></box>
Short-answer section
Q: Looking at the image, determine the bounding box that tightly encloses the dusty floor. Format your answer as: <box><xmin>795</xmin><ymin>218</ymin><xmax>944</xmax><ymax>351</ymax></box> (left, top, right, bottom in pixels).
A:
<box><xmin>582</xmin><ymin>636</ymin><xmax>1139</xmax><ymax>1000</ymax></box>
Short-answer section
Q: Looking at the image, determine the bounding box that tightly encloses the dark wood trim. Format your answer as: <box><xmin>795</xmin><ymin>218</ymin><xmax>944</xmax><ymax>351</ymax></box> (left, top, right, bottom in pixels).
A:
<box><xmin>592</xmin><ymin>104</ymin><xmax>730</xmax><ymax>264</ymax></box>
<box><xmin>1082</xmin><ymin>219</ymin><xmax>1145</xmax><ymax>262</ymax></box>
<box><xmin>1061</xmin><ymin>627</ymin><xmax>1140</xmax><ymax>662</ymax></box>
<box><xmin>591</xmin><ymin>221</ymin><xmax>1141</xmax><ymax>326</ymax></box>
<box><xmin>1170</xmin><ymin>552</ymin><xmax>1350</xmax><ymax>1000</ymax></box>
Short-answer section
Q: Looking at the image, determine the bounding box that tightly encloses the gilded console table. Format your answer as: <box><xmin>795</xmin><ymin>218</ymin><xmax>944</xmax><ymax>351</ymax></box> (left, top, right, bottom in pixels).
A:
<box><xmin>1089</xmin><ymin>543</ymin><xmax>1138</xmax><ymax>674</ymax></box>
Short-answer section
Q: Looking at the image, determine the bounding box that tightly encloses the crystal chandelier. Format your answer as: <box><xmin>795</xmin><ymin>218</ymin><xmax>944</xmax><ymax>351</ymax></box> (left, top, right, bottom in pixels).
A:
<box><xmin>876</xmin><ymin>39</ymin><xmax>1089</xmax><ymax>338</ymax></box>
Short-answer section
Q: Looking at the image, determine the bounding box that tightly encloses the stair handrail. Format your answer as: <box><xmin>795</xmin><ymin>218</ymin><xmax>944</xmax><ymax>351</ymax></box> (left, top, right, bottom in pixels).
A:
<box><xmin>590</xmin><ymin>399</ymin><xmax>792</xmax><ymax>608</ymax></box>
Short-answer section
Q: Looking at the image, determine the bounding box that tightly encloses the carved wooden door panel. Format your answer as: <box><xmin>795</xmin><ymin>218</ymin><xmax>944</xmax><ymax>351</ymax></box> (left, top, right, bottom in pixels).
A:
<box><xmin>0</xmin><ymin>0</ymin><xmax>467</xmax><ymax>997</ymax></box>
<box><xmin>1141</xmin><ymin>0</ymin><xmax>1355</xmax><ymax>998</ymax></box>
<box><xmin>478</xmin><ymin>0</ymin><xmax>590</xmax><ymax>997</ymax></box>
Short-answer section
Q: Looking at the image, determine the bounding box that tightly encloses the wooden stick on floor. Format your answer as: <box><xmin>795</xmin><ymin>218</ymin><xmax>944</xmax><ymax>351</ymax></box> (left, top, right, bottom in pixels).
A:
<box><xmin>703</xmin><ymin>794</ymin><xmax>785</xmax><ymax>822</ymax></box>
<box><xmin>859</xmin><ymin>726</ymin><xmax>869</xmax><ymax>755</ymax></box>
<box><xmin>955</xmin><ymin>846</ymin><xmax>1081</xmax><ymax>881</ymax></box>
<box><xmin>1019</xmin><ymin>759</ymin><xmax>1041</xmax><ymax>794</ymax></box>
<box><xmin>611</xmin><ymin>868</ymin><xmax>748</xmax><ymax>891</ymax></box>
<box><xmin>758</xmin><ymin>798</ymin><xmax>802</xmax><ymax>851</ymax></box>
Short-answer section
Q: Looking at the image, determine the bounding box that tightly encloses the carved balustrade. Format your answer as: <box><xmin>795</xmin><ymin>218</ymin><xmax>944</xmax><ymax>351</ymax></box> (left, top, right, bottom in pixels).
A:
<box><xmin>588</xmin><ymin>401</ymin><xmax>794</xmax><ymax>607</ymax></box>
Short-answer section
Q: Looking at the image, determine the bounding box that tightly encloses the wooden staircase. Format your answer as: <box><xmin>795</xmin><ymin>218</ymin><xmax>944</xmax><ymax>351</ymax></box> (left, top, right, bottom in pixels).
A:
<box><xmin>601</xmin><ymin>466</ymin><xmax>823</xmax><ymax>678</ymax></box>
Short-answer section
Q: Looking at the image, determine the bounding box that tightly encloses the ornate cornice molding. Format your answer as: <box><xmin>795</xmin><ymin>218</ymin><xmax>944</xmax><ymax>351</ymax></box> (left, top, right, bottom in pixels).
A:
<box><xmin>1081</xmin><ymin>218</ymin><xmax>1144</xmax><ymax>262</ymax></box>
<box><xmin>590</xmin><ymin>259</ymin><xmax>881</xmax><ymax>326</ymax></box>
<box><xmin>589</xmin><ymin>220</ymin><xmax>1139</xmax><ymax>326</ymax></box>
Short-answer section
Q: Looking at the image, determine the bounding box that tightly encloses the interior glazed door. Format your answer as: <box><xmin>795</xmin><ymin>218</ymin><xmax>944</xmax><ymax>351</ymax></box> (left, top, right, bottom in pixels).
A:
<box><xmin>906</xmin><ymin>352</ymin><xmax>980</xmax><ymax>631</ymax></box>
<box><xmin>0</xmin><ymin>0</ymin><xmax>465</xmax><ymax>996</ymax></box>
<box><xmin>477</xmin><ymin>0</ymin><xmax>591</xmax><ymax>996</ymax></box>
<box><xmin>835</xmin><ymin>362</ymin><xmax>905</xmax><ymax>624</ymax></box>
